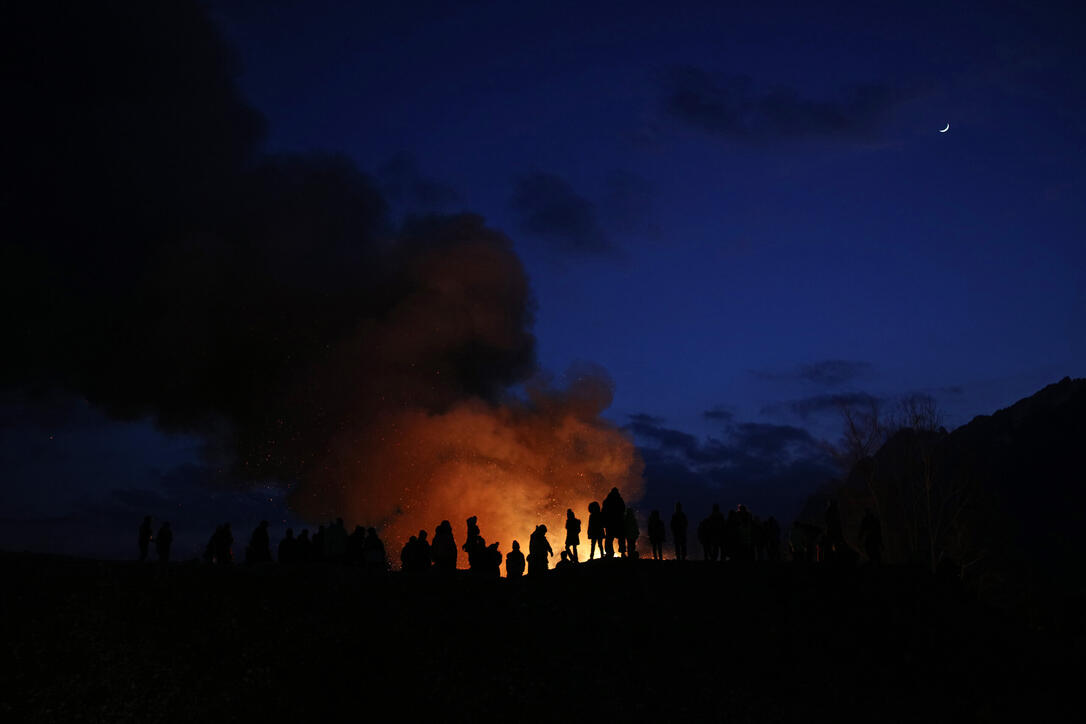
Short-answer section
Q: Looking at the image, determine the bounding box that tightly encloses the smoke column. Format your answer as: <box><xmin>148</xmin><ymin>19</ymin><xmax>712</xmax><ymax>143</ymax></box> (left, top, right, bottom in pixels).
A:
<box><xmin>2</xmin><ymin>1</ymin><xmax>644</xmax><ymax>557</ymax></box>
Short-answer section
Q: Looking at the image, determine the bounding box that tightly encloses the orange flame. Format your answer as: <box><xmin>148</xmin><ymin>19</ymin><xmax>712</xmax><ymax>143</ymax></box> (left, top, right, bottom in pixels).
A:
<box><xmin>293</xmin><ymin>380</ymin><xmax>644</xmax><ymax>569</ymax></box>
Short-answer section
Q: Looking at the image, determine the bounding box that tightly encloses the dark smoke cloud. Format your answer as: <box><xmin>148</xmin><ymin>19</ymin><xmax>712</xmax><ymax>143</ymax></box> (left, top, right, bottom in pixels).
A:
<box><xmin>2</xmin><ymin>2</ymin><xmax>645</xmax><ymax>551</ymax></box>
<box><xmin>2</xmin><ymin>1</ymin><xmax>537</xmax><ymax>487</ymax></box>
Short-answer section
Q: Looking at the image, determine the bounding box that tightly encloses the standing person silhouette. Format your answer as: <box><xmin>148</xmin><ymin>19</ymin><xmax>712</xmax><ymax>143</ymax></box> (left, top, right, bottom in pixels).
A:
<box><xmin>624</xmin><ymin>508</ymin><xmax>640</xmax><ymax>558</ymax></box>
<box><xmin>278</xmin><ymin>528</ymin><xmax>297</xmax><ymax>564</ymax></box>
<box><xmin>587</xmin><ymin>502</ymin><xmax>605</xmax><ymax>560</ymax></box>
<box><xmin>765</xmin><ymin>516</ymin><xmax>781</xmax><ymax>561</ymax></box>
<box><xmin>295</xmin><ymin>529</ymin><xmax>312</xmax><ymax>562</ymax></box>
<box><xmin>138</xmin><ymin>516</ymin><xmax>153</xmax><ymax>562</ymax></box>
<box><xmin>432</xmin><ymin>520</ymin><xmax>457</xmax><ymax>571</ymax></box>
<box><xmin>564</xmin><ymin>509</ymin><xmax>582</xmax><ymax>562</ymax></box>
<box><xmin>506</xmin><ymin>540</ymin><xmax>526</xmax><ymax>578</ymax></box>
<box><xmin>155</xmin><ymin>522</ymin><xmax>173</xmax><ymax>563</ymax></box>
<box><xmin>671</xmin><ymin>502</ymin><xmax>688</xmax><ymax>561</ymax></box>
<box><xmin>647</xmin><ymin>510</ymin><xmax>666</xmax><ymax>560</ymax></box>
<box><xmin>528</xmin><ymin>525</ymin><xmax>553</xmax><ymax>576</ymax></box>
<box><xmin>858</xmin><ymin>508</ymin><xmax>882</xmax><ymax>565</ymax></box>
<box><xmin>602</xmin><ymin>487</ymin><xmax>626</xmax><ymax>557</ymax></box>
<box><xmin>246</xmin><ymin>520</ymin><xmax>272</xmax><ymax>564</ymax></box>
<box><xmin>707</xmin><ymin>504</ymin><xmax>725</xmax><ymax>561</ymax></box>
<box><xmin>216</xmin><ymin>523</ymin><xmax>234</xmax><ymax>564</ymax></box>
<box><xmin>463</xmin><ymin>516</ymin><xmax>486</xmax><ymax>572</ymax></box>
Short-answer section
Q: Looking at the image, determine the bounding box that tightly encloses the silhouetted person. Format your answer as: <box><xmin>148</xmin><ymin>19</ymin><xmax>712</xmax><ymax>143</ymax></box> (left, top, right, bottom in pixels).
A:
<box><xmin>790</xmin><ymin>521</ymin><xmax>821</xmax><ymax>562</ymax></box>
<box><xmin>401</xmin><ymin>530</ymin><xmax>431</xmax><ymax>573</ymax></box>
<box><xmin>858</xmin><ymin>508</ymin><xmax>882</xmax><ymax>565</ymax></box>
<box><xmin>296</xmin><ymin>529</ymin><xmax>312</xmax><ymax>562</ymax></box>
<box><xmin>486</xmin><ymin>542</ymin><xmax>502</xmax><ymax>578</ymax></box>
<box><xmin>464</xmin><ymin>516</ymin><xmax>481</xmax><ymax>551</ymax></box>
<box><xmin>825</xmin><ymin>500</ymin><xmax>844</xmax><ymax>546</ymax></box>
<box><xmin>432</xmin><ymin>520</ymin><xmax>457</xmax><ymax>571</ymax></box>
<box><xmin>203</xmin><ymin>526</ymin><xmax>219</xmax><ymax>564</ymax></box>
<box><xmin>346</xmin><ymin>525</ymin><xmax>366</xmax><ymax>566</ymax></box>
<box><xmin>463</xmin><ymin>516</ymin><xmax>487</xmax><ymax>573</ymax></box>
<box><xmin>312</xmin><ymin>525</ymin><xmax>326</xmax><ymax>563</ymax></box>
<box><xmin>416</xmin><ymin>530</ymin><xmax>431</xmax><ymax>572</ymax></box>
<box><xmin>735</xmin><ymin>504</ymin><xmax>754</xmax><ymax>561</ymax></box>
<box><xmin>138</xmin><ymin>516</ymin><xmax>153</xmax><ymax>562</ymax></box>
<box><xmin>246</xmin><ymin>520</ymin><xmax>272</xmax><ymax>564</ymax></box>
<box><xmin>155</xmin><ymin>522</ymin><xmax>172</xmax><ymax>563</ymax></box>
<box><xmin>564</xmin><ymin>509</ymin><xmax>581</xmax><ymax>562</ymax></box>
<box><xmin>555</xmin><ymin>550</ymin><xmax>575</xmax><ymax>573</ymax></box>
<box><xmin>363</xmin><ymin>527</ymin><xmax>387</xmax><ymax>573</ymax></box>
<box><xmin>824</xmin><ymin>500</ymin><xmax>846</xmax><ymax>563</ymax></box>
<box><xmin>219</xmin><ymin>523</ymin><xmax>234</xmax><ymax>564</ymax></box>
<box><xmin>587</xmin><ymin>502</ymin><xmax>605</xmax><ymax>560</ymax></box>
<box><xmin>325</xmin><ymin>517</ymin><xmax>348</xmax><ymax>563</ymax></box>
<box><xmin>647</xmin><ymin>510</ymin><xmax>666</xmax><ymax>560</ymax></box>
<box><xmin>707</xmin><ymin>504</ymin><xmax>725</xmax><ymax>561</ymax></box>
<box><xmin>752</xmin><ymin>515</ymin><xmax>767</xmax><ymax>561</ymax></box>
<box><xmin>205</xmin><ymin>523</ymin><xmax>233</xmax><ymax>564</ymax></box>
<box><xmin>697</xmin><ymin>516</ymin><xmax>710</xmax><ymax>560</ymax></box>
<box><xmin>602</xmin><ymin>487</ymin><xmax>626</xmax><ymax>557</ymax></box>
<box><xmin>401</xmin><ymin>536</ymin><xmax>418</xmax><ymax>571</ymax></box>
<box><xmin>278</xmin><ymin>528</ymin><xmax>297</xmax><ymax>564</ymax></box>
<box><xmin>624</xmin><ymin>508</ymin><xmax>640</xmax><ymax>558</ymax></box>
<box><xmin>506</xmin><ymin>540</ymin><xmax>526</xmax><ymax>578</ymax></box>
<box><xmin>671</xmin><ymin>502</ymin><xmax>688</xmax><ymax>561</ymax></box>
<box><xmin>765</xmin><ymin>516</ymin><xmax>781</xmax><ymax>561</ymax></box>
<box><xmin>528</xmin><ymin>524</ymin><xmax>553</xmax><ymax>576</ymax></box>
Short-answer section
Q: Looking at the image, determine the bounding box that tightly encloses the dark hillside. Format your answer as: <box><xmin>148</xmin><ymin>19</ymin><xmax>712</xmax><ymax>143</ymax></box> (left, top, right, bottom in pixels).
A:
<box><xmin>803</xmin><ymin>377</ymin><xmax>1086</xmax><ymax>605</ymax></box>
<box><xmin>2</xmin><ymin>553</ymin><xmax>1078</xmax><ymax>722</ymax></box>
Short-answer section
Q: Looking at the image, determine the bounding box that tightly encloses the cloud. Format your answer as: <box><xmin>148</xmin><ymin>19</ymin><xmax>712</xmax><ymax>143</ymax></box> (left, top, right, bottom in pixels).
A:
<box><xmin>510</xmin><ymin>172</ymin><xmax>615</xmax><ymax>255</ymax></box>
<box><xmin>377</xmin><ymin>152</ymin><xmax>462</xmax><ymax>214</ymax></box>
<box><xmin>1</xmin><ymin>1</ymin><xmax>646</xmax><ymax>555</ymax></box>
<box><xmin>664</xmin><ymin>66</ymin><xmax>907</xmax><ymax>143</ymax></box>
<box><xmin>627</xmin><ymin>412</ymin><xmax>665</xmax><ymax>426</ymax></box>
<box><xmin>752</xmin><ymin>359</ymin><xmax>873</xmax><ymax>387</ymax></box>
<box><xmin>762</xmin><ymin>391</ymin><xmax>882</xmax><ymax>421</ymax></box>
<box><xmin>702</xmin><ymin>406</ymin><xmax>734</xmax><ymax>422</ymax></box>
<box><xmin>624</xmin><ymin>413</ymin><xmax>836</xmax><ymax>522</ymax></box>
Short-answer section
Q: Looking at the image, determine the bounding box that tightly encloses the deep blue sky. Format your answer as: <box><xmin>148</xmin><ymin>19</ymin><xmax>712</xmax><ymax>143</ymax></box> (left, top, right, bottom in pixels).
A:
<box><xmin>3</xmin><ymin>0</ymin><xmax>1083</xmax><ymax>558</ymax></box>
<box><xmin>208</xmin><ymin>0</ymin><xmax>1083</xmax><ymax>431</ymax></box>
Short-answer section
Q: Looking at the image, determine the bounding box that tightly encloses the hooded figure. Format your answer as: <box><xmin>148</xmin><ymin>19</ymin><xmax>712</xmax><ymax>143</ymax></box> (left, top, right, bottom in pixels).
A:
<box><xmin>431</xmin><ymin>520</ymin><xmax>458</xmax><ymax>571</ymax></box>
<box><xmin>528</xmin><ymin>525</ymin><xmax>553</xmax><ymax>576</ymax></box>
<box><xmin>246</xmin><ymin>520</ymin><xmax>271</xmax><ymax>564</ymax></box>
<box><xmin>602</xmin><ymin>487</ymin><xmax>626</xmax><ymax>557</ymax></box>
<box><xmin>587</xmin><ymin>502</ymin><xmax>605</xmax><ymax>560</ymax></box>
<box><xmin>155</xmin><ymin>522</ymin><xmax>173</xmax><ymax>563</ymax></box>
<box><xmin>138</xmin><ymin>516</ymin><xmax>153</xmax><ymax>562</ymax></box>
<box><xmin>647</xmin><ymin>510</ymin><xmax>666</xmax><ymax>560</ymax></box>
<box><xmin>278</xmin><ymin>528</ymin><xmax>296</xmax><ymax>564</ymax></box>
<box><xmin>624</xmin><ymin>508</ymin><xmax>640</xmax><ymax>558</ymax></box>
<box><xmin>670</xmin><ymin>502</ymin><xmax>688</xmax><ymax>561</ymax></box>
<box><xmin>506</xmin><ymin>540</ymin><xmax>526</xmax><ymax>578</ymax></box>
<box><xmin>564</xmin><ymin>508</ymin><xmax>582</xmax><ymax>562</ymax></box>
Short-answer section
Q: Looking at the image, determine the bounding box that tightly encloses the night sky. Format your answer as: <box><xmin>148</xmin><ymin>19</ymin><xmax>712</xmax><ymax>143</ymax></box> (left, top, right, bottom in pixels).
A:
<box><xmin>2</xmin><ymin>0</ymin><xmax>1083</xmax><ymax>560</ymax></box>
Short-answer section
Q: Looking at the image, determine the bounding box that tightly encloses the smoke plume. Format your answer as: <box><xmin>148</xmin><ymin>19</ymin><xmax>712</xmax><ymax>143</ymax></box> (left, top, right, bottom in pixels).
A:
<box><xmin>2</xmin><ymin>1</ymin><xmax>643</xmax><ymax>552</ymax></box>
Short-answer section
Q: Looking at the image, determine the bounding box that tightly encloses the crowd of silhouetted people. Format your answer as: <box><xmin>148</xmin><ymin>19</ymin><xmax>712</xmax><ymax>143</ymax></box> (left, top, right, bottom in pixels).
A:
<box><xmin>135</xmin><ymin>486</ymin><xmax>884</xmax><ymax>577</ymax></box>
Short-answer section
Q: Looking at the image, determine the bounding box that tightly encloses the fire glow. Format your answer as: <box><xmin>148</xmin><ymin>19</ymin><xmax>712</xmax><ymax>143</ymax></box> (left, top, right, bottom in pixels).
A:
<box><xmin>291</xmin><ymin>378</ymin><xmax>644</xmax><ymax>568</ymax></box>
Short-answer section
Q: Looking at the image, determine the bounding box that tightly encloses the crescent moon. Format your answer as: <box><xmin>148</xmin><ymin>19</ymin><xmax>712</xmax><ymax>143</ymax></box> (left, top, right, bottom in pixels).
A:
<box><xmin>939</xmin><ymin>123</ymin><xmax>950</xmax><ymax>133</ymax></box>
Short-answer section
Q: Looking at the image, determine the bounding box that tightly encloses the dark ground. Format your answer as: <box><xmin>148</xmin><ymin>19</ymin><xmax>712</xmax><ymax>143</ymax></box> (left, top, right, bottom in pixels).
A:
<box><xmin>2</xmin><ymin>552</ymin><xmax>1081</xmax><ymax>723</ymax></box>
